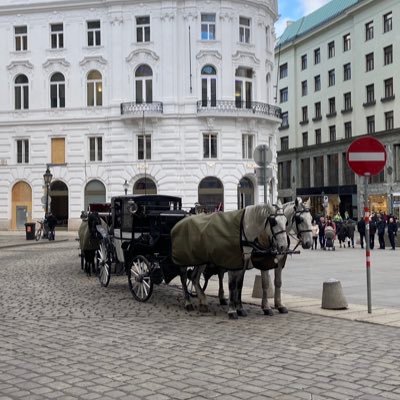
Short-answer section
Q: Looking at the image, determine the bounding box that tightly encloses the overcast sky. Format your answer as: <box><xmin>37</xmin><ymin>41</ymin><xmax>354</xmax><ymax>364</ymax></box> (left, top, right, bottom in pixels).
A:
<box><xmin>275</xmin><ymin>0</ymin><xmax>331</xmax><ymax>38</ymax></box>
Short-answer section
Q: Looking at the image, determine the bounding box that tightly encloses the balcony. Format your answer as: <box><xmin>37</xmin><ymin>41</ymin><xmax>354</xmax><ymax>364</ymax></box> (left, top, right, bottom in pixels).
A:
<box><xmin>312</xmin><ymin>116</ymin><xmax>322</xmax><ymax>122</ymax></box>
<box><xmin>197</xmin><ymin>100</ymin><xmax>281</xmax><ymax>118</ymax></box>
<box><xmin>381</xmin><ymin>95</ymin><xmax>395</xmax><ymax>103</ymax></box>
<box><xmin>341</xmin><ymin>107</ymin><xmax>353</xmax><ymax>114</ymax></box>
<box><xmin>326</xmin><ymin>111</ymin><xmax>337</xmax><ymax>118</ymax></box>
<box><xmin>363</xmin><ymin>100</ymin><xmax>376</xmax><ymax>107</ymax></box>
<box><xmin>121</xmin><ymin>101</ymin><xmax>163</xmax><ymax>116</ymax></box>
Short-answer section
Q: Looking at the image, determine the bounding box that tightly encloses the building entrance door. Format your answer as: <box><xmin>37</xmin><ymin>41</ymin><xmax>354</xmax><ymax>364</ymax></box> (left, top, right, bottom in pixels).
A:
<box><xmin>16</xmin><ymin>206</ymin><xmax>27</xmax><ymax>229</ymax></box>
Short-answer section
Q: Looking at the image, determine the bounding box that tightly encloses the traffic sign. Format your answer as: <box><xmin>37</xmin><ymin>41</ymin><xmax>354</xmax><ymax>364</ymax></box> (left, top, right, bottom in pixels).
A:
<box><xmin>253</xmin><ymin>144</ymin><xmax>273</xmax><ymax>166</ymax></box>
<box><xmin>346</xmin><ymin>136</ymin><xmax>386</xmax><ymax>176</ymax></box>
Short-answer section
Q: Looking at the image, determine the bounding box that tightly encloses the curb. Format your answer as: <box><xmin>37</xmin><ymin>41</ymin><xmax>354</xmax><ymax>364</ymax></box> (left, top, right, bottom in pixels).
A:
<box><xmin>0</xmin><ymin>238</ymin><xmax>70</xmax><ymax>250</ymax></box>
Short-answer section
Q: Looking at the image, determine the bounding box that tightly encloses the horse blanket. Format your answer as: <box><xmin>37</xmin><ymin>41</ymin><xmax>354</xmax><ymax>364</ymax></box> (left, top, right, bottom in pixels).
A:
<box><xmin>171</xmin><ymin>209</ymin><xmax>245</xmax><ymax>269</ymax></box>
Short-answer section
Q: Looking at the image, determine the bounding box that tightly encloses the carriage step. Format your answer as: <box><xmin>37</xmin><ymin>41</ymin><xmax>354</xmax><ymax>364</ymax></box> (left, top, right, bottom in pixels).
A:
<box><xmin>251</xmin><ymin>274</ymin><xmax>274</xmax><ymax>299</ymax></box>
<box><xmin>321</xmin><ymin>279</ymin><xmax>348</xmax><ymax>310</ymax></box>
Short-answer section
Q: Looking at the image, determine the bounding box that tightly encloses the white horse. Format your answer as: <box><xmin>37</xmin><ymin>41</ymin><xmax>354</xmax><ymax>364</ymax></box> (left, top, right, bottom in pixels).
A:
<box><xmin>260</xmin><ymin>197</ymin><xmax>313</xmax><ymax>315</ymax></box>
<box><xmin>172</xmin><ymin>203</ymin><xmax>288</xmax><ymax>318</ymax></box>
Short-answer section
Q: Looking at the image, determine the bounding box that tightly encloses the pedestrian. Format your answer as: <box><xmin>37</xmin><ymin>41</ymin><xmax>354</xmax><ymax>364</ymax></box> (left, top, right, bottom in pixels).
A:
<box><xmin>377</xmin><ymin>214</ymin><xmax>386</xmax><ymax>249</ymax></box>
<box><xmin>318</xmin><ymin>216</ymin><xmax>326</xmax><ymax>249</ymax></box>
<box><xmin>357</xmin><ymin>216</ymin><xmax>366</xmax><ymax>249</ymax></box>
<box><xmin>311</xmin><ymin>220</ymin><xmax>319</xmax><ymax>250</ymax></box>
<box><xmin>369</xmin><ymin>213</ymin><xmax>377</xmax><ymax>249</ymax></box>
<box><xmin>46</xmin><ymin>212</ymin><xmax>57</xmax><ymax>240</ymax></box>
<box><xmin>387</xmin><ymin>217</ymin><xmax>398</xmax><ymax>250</ymax></box>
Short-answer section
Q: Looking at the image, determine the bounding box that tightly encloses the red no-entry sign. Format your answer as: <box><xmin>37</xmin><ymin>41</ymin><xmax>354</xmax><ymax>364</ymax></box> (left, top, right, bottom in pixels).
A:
<box><xmin>346</xmin><ymin>136</ymin><xmax>387</xmax><ymax>176</ymax></box>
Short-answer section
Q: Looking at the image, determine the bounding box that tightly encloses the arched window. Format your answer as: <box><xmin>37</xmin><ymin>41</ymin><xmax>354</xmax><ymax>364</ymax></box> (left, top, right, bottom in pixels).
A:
<box><xmin>201</xmin><ymin>65</ymin><xmax>217</xmax><ymax>107</ymax></box>
<box><xmin>84</xmin><ymin>179</ymin><xmax>106</xmax><ymax>210</ymax></box>
<box><xmin>133</xmin><ymin>177</ymin><xmax>157</xmax><ymax>195</ymax></box>
<box><xmin>235</xmin><ymin>67</ymin><xmax>253</xmax><ymax>109</ymax></box>
<box><xmin>238</xmin><ymin>177</ymin><xmax>254</xmax><ymax>209</ymax></box>
<box><xmin>50</xmin><ymin>72</ymin><xmax>65</xmax><ymax>108</ymax></box>
<box><xmin>87</xmin><ymin>70</ymin><xmax>102</xmax><ymax>107</ymax></box>
<box><xmin>135</xmin><ymin>64</ymin><xmax>153</xmax><ymax>104</ymax></box>
<box><xmin>15</xmin><ymin>74</ymin><xmax>29</xmax><ymax>110</ymax></box>
<box><xmin>198</xmin><ymin>177</ymin><xmax>224</xmax><ymax>212</ymax></box>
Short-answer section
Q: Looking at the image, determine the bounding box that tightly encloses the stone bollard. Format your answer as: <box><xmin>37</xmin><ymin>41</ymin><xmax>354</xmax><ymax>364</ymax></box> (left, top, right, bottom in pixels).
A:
<box><xmin>252</xmin><ymin>274</ymin><xmax>274</xmax><ymax>299</ymax></box>
<box><xmin>321</xmin><ymin>278</ymin><xmax>348</xmax><ymax>310</ymax></box>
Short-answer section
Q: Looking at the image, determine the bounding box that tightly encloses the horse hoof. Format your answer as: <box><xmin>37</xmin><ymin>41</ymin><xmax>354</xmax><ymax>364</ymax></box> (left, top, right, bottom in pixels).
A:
<box><xmin>219</xmin><ymin>299</ymin><xmax>228</xmax><ymax>306</ymax></box>
<box><xmin>237</xmin><ymin>309</ymin><xmax>247</xmax><ymax>317</ymax></box>
<box><xmin>228</xmin><ymin>312</ymin><xmax>238</xmax><ymax>320</ymax></box>
<box><xmin>263</xmin><ymin>308</ymin><xmax>274</xmax><ymax>316</ymax></box>
<box><xmin>199</xmin><ymin>304</ymin><xmax>209</xmax><ymax>313</ymax></box>
<box><xmin>278</xmin><ymin>306</ymin><xmax>288</xmax><ymax>314</ymax></box>
<box><xmin>185</xmin><ymin>304</ymin><xmax>194</xmax><ymax>312</ymax></box>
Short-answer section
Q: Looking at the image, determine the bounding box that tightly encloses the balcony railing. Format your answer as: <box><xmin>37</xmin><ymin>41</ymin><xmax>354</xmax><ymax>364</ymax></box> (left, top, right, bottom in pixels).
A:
<box><xmin>197</xmin><ymin>100</ymin><xmax>281</xmax><ymax>118</ymax></box>
<box><xmin>121</xmin><ymin>101</ymin><xmax>163</xmax><ymax>115</ymax></box>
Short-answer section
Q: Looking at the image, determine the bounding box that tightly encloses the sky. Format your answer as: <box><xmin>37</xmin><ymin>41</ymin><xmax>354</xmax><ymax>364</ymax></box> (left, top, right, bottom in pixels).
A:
<box><xmin>276</xmin><ymin>0</ymin><xmax>331</xmax><ymax>38</ymax></box>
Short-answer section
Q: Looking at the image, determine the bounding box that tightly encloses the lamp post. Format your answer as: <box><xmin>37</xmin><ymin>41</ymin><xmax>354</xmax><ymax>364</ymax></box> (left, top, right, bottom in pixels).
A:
<box><xmin>123</xmin><ymin>180</ymin><xmax>129</xmax><ymax>195</ymax></box>
<box><xmin>43</xmin><ymin>167</ymin><xmax>53</xmax><ymax>215</ymax></box>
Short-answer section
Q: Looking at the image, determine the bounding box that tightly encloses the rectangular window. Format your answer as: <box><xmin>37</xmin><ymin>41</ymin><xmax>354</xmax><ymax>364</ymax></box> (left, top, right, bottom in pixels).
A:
<box><xmin>343</xmin><ymin>63</ymin><xmax>351</xmax><ymax>81</ymax></box>
<box><xmin>279</xmin><ymin>63</ymin><xmax>288</xmax><ymax>79</ymax></box>
<box><xmin>327</xmin><ymin>154</ymin><xmax>339</xmax><ymax>186</ymax></box>
<box><xmin>365</xmin><ymin>21</ymin><xmax>374</xmax><ymax>41</ymax></box>
<box><xmin>302</xmin><ymin>132</ymin><xmax>308</xmax><ymax>147</ymax></box>
<box><xmin>367</xmin><ymin>116</ymin><xmax>375</xmax><ymax>134</ymax></box>
<box><xmin>384</xmin><ymin>12</ymin><xmax>392</xmax><ymax>33</ymax></box>
<box><xmin>301</xmin><ymin>80</ymin><xmax>307</xmax><ymax>96</ymax></box>
<box><xmin>280</xmin><ymin>137</ymin><xmax>289</xmax><ymax>151</ymax></box>
<box><xmin>89</xmin><ymin>137</ymin><xmax>103</xmax><ymax>162</ymax></box>
<box><xmin>136</xmin><ymin>16</ymin><xmax>150</xmax><ymax>42</ymax></box>
<box><xmin>314</xmin><ymin>75</ymin><xmax>321</xmax><ymax>91</ymax></box>
<box><xmin>51</xmin><ymin>138</ymin><xmax>65</xmax><ymax>164</ymax></box>
<box><xmin>328</xmin><ymin>69</ymin><xmax>335</xmax><ymax>86</ymax></box>
<box><xmin>138</xmin><ymin>134</ymin><xmax>151</xmax><ymax>160</ymax></box>
<box><xmin>16</xmin><ymin>139</ymin><xmax>29</xmax><ymax>164</ymax></box>
<box><xmin>329</xmin><ymin>125</ymin><xmax>336</xmax><ymax>142</ymax></box>
<box><xmin>366</xmin><ymin>84</ymin><xmax>375</xmax><ymax>103</ymax></box>
<box><xmin>281</xmin><ymin>111</ymin><xmax>289</xmax><ymax>128</ymax></box>
<box><xmin>344</xmin><ymin>122</ymin><xmax>352</xmax><ymax>139</ymax></box>
<box><xmin>366</xmin><ymin>52</ymin><xmax>374</xmax><ymax>71</ymax></box>
<box><xmin>314</xmin><ymin>102</ymin><xmax>321</xmax><ymax>119</ymax></box>
<box><xmin>280</xmin><ymin>87</ymin><xmax>288</xmax><ymax>103</ymax></box>
<box><xmin>301</xmin><ymin>54</ymin><xmax>307</xmax><ymax>70</ymax></box>
<box><xmin>343</xmin><ymin>33</ymin><xmax>351</xmax><ymax>52</ymax></box>
<box><xmin>201</xmin><ymin>14</ymin><xmax>216</xmax><ymax>40</ymax></box>
<box><xmin>385</xmin><ymin>111</ymin><xmax>394</xmax><ymax>130</ymax></box>
<box><xmin>384</xmin><ymin>45</ymin><xmax>393</xmax><ymax>65</ymax></box>
<box><xmin>328</xmin><ymin>41</ymin><xmax>335</xmax><ymax>58</ymax></box>
<box><xmin>242</xmin><ymin>134</ymin><xmax>254</xmax><ymax>159</ymax></box>
<box><xmin>314</xmin><ymin>48</ymin><xmax>320</xmax><ymax>64</ymax></box>
<box><xmin>313</xmin><ymin>156</ymin><xmax>324</xmax><ymax>186</ymax></box>
<box><xmin>278</xmin><ymin>160</ymin><xmax>291</xmax><ymax>189</ymax></box>
<box><xmin>15</xmin><ymin>26</ymin><xmax>27</xmax><ymax>51</ymax></box>
<box><xmin>87</xmin><ymin>20</ymin><xmax>101</xmax><ymax>47</ymax></box>
<box><xmin>395</xmin><ymin>145</ymin><xmax>400</xmax><ymax>182</ymax></box>
<box><xmin>50</xmin><ymin>23</ymin><xmax>63</xmax><ymax>49</ymax></box>
<box><xmin>342</xmin><ymin>152</ymin><xmax>355</xmax><ymax>185</ymax></box>
<box><xmin>315</xmin><ymin>129</ymin><xmax>321</xmax><ymax>145</ymax></box>
<box><xmin>239</xmin><ymin>17</ymin><xmax>250</xmax><ymax>44</ymax></box>
<box><xmin>301</xmin><ymin>158</ymin><xmax>310</xmax><ymax>187</ymax></box>
<box><xmin>203</xmin><ymin>133</ymin><xmax>217</xmax><ymax>159</ymax></box>
<box><xmin>344</xmin><ymin>92</ymin><xmax>352</xmax><ymax>111</ymax></box>
<box><xmin>302</xmin><ymin>106</ymin><xmax>308</xmax><ymax>122</ymax></box>
<box><xmin>384</xmin><ymin>78</ymin><xmax>394</xmax><ymax>98</ymax></box>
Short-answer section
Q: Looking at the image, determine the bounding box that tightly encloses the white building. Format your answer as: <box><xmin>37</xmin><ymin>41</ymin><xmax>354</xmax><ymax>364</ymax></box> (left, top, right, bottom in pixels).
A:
<box><xmin>276</xmin><ymin>0</ymin><xmax>400</xmax><ymax>219</ymax></box>
<box><xmin>0</xmin><ymin>0</ymin><xmax>281</xmax><ymax>230</ymax></box>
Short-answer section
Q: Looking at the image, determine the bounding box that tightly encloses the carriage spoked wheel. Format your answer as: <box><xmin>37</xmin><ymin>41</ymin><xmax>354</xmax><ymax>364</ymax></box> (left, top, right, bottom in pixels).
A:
<box><xmin>96</xmin><ymin>241</ymin><xmax>111</xmax><ymax>287</ymax></box>
<box><xmin>187</xmin><ymin>267</ymin><xmax>208</xmax><ymax>297</ymax></box>
<box><xmin>128</xmin><ymin>255</ymin><xmax>153</xmax><ymax>302</ymax></box>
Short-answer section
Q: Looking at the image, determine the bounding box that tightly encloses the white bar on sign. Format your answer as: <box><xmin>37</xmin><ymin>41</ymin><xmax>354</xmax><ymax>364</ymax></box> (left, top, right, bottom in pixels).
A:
<box><xmin>348</xmin><ymin>152</ymin><xmax>385</xmax><ymax>161</ymax></box>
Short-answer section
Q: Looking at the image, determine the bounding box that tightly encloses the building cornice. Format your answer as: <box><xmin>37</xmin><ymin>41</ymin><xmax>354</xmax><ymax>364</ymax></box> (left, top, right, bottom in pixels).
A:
<box><xmin>7</xmin><ymin>60</ymin><xmax>34</xmax><ymax>71</ymax></box>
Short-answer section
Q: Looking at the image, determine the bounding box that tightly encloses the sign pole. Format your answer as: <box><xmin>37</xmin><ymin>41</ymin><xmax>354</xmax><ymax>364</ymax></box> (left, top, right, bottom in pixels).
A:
<box><xmin>364</xmin><ymin>174</ymin><xmax>372</xmax><ymax>313</ymax></box>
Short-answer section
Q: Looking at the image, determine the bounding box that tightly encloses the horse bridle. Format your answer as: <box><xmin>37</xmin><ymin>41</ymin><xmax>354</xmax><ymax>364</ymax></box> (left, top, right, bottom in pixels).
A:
<box><xmin>289</xmin><ymin>208</ymin><xmax>312</xmax><ymax>251</ymax></box>
<box><xmin>266</xmin><ymin>209</ymin><xmax>287</xmax><ymax>245</ymax></box>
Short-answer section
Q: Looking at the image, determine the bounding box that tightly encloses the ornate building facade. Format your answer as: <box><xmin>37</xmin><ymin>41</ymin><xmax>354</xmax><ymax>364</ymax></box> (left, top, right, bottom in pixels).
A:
<box><xmin>0</xmin><ymin>0</ymin><xmax>280</xmax><ymax>230</ymax></box>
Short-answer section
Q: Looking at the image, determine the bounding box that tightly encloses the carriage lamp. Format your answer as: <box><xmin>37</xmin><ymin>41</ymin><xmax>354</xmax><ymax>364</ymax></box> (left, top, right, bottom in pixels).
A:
<box><xmin>123</xmin><ymin>180</ymin><xmax>129</xmax><ymax>195</ymax></box>
<box><xmin>43</xmin><ymin>167</ymin><xmax>53</xmax><ymax>215</ymax></box>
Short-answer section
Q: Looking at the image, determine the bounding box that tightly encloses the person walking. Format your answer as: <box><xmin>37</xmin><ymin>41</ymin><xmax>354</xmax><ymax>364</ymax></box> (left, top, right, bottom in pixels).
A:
<box><xmin>377</xmin><ymin>214</ymin><xmax>386</xmax><ymax>249</ymax></box>
<box><xmin>357</xmin><ymin>217</ymin><xmax>366</xmax><ymax>249</ymax></box>
<box><xmin>318</xmin><ymin>216</ymin><xmax>326</xmax><ymax>249</ymax></box>
<box><xmin>311</xmin><ymin>220</ymin><xmax>319</xmax><ymax>250</ymax></box>
<box><xmin>387</xmin><ymin>217</ymin><xmax>398</xmax><ymax>250</ymax></box>
<box><xmin>369</xmin><ymin>213</ymin><xmax>377</xmax><ymax>249</ymax></box>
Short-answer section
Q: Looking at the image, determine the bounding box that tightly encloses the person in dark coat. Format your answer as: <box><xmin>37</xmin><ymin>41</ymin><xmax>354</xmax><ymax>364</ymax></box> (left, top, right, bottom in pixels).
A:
<box><xmin>357</xmin><ymin>217</ymin><xmax>366</xmax><ymax>249</ymax></box>
<box><xmin>377</xmin><ymin>214</ymin><xmax>386</xmax><ymax>249</ymax></box>
<box><xmin>387</xmin><ymin>217</ymin><xmax>398</xmax><ymax>250</ymax></box>
<box><xmin>369</xmin><ymin>213</ymin><xmax>377</xmax><ymax>249</ymax></box>
<box><xmin>45</xmin><ymin>212</ymin><xmax>57</xmax><ymax>240</ymax></box>
<box><xmin>318</xmin><ymin>216</ymin><xmax>326</xmax><ymax>249</ymax></box>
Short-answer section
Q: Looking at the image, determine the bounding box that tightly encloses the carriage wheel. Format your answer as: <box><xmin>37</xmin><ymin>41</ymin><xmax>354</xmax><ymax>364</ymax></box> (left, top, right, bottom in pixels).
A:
<box><xmin>96</xmin><ymin>241</ymin><xmax>111</xmax><ymax>287</ymax></box>
<box><xmin>128</xmin><ymin>255</ymin><xmax>153</xmax><ymax>302</ymax></box>
<box><xmin>187</xmin><ymin>267</ymin><xmax>208</xmax><ymax>297</ymax></box>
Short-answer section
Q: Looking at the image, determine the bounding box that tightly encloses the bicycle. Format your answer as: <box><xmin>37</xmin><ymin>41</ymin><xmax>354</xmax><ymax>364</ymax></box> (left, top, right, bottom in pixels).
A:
<box><xmin>35</xmin><ymin>220</ymin><xmax>45</xmax><ymax>241</ymax></box>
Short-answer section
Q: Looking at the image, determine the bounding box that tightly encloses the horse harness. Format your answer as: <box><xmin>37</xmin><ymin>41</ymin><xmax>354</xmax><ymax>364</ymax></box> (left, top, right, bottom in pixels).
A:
<box><xmin>289</xmin><ymin>207</ymin><xmax>312</xmax><ymax>251</ymax></box>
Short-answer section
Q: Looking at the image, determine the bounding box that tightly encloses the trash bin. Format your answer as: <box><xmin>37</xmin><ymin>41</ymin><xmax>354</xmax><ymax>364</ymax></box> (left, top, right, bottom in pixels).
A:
<box><xmin>25</xmin><ymin>222</ymin><xmax>36</xmax><ymax>240</ymax></box>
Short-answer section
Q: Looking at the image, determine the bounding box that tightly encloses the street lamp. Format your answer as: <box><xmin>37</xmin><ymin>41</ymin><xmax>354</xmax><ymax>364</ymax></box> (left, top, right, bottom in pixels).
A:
<box><xmin>123</xmin><ymin>180</ymin><xmax>129</xmax><ymax>195</ymax></box>
<box><xmin>43</xmin><ymin>167</ymin><xmax>53</xmax><ymax>215</ymax></box>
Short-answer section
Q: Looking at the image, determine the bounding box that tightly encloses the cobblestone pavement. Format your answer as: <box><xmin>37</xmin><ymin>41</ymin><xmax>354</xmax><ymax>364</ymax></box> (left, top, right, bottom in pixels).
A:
<box><xmin>1</xmin><ymin>241</ymin><xmax>400</xmax><ymax>400</ymax></box>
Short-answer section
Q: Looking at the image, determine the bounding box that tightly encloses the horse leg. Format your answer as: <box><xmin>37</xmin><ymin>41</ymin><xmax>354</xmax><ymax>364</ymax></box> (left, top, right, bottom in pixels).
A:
<box><xmin>274</xmin><ymin>264</ymin><xmax>288</xmax><ymax>314</ymax></box>
<box><xmin>191</xmin><ymin>265</ymin><xmax>209</xmax><ymax>313</ymax></box>
<box><xmin>227</xmin><ymin>270</ymin><xmax>239</xmax><ymax>319</ymax></box>
<box><xmin>235</xmin><ymin>269</ymin><xmax>247</xmax><ymax>317</ymax></box>
<box><xmin>261</xmin><ymin>270</ymin><xmax>274</xmax><ymax>316</ymax></box>
<box><xmin>218</xmin><ymin>270</ymin><xmax>228</xmax><ymax>306</ymax></box>
<box><xmin>179</xmin><ymin>268</ymin><xmax>194</xmax><ymax>311</ymax></box>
